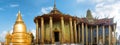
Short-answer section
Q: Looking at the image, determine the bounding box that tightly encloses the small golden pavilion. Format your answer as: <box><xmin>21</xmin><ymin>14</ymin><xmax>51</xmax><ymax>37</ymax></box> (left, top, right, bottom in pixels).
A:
<box><xmin>5</xmin><ymin>11</ymin><xmax>34</xmax><ymax>45</ymax></box>
<box><xmin>34</xmin><ymin>1</ymin><xmax>117</xmax><ymax>45</ymax></box>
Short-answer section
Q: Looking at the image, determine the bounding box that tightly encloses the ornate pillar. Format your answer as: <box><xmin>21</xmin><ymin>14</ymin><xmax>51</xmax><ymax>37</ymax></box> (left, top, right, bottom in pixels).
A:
<box><xmin>102</xmin><ymin>25</ymin><xmax>105</xmax><ymax>44</ymax></box>
<box><xmin>86</xmin><ymin>24</ymin><xmax>88</xmax><ymax>45</ymax></box>
<box><xmin>39</xmin><ymin>27</ymin><xmax>41</xmax><ymax>43</ymax></box>
<box><xmin>82</xmin><ymin>23</ymin><xmax>84</xmax><ymax>45</ymax></box>
<box><xmin>69</xmin><ymin>17</ymin><xmax>73</xmax><ymax>43</ymax></box>
<box><xmin>114</xmin><ymin>24</ymin><xmax>116</xmax><ymax>45</ymax></box>
<box><xmin>36</xmin><ymin>20</ymin><xmax>39</xmax><ymax>44</ymax></box>
<box><xmin>49</xmin><ymin>17</ymin><xmax>54</xmax><ymax>43</ymax></box>
<box><xmin>61</xmin><ymin>16</ymin><xmax>64</xmax><ymax>44</ymax></box>
<box><xmin>109</xmin><ymin>25</ymin><xmax>112</xmax><ymax>45</ymax></box>
<box><xmin>114</xmin><ymin>25</ymin><xmax>116</xmax><ymax>37</ymax></box>
<box><xmin>91</xmin><ymin>26</ymin><xmax>93</xmax><ymax>45</ymax></box>
<box><xmin>74</xmin><ymin>20</ymin><xmax>77</xmax><ymax>43</ymax></box>
<box><xmin>41</xmin><ymin>17</ymin><xmax>44</xmax><ymax>44</ymax></box>
<box><xmin>96</xmin><ymin>25</ymin><xmax>99</xmax><ymax>44</ymax></box>
<box><xmin>78</xmin><ymin>25</ymin><xmax>80</xmax><ymax>43</ymax></box>
<box><xmin>114</xmin><ymin>25</ymin><xmax>115</xmax><ymax>37</ymax></box>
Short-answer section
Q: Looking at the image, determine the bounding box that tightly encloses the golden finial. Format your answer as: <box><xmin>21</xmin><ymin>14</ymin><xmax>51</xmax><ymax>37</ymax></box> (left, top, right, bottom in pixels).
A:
<box><xmin>16</xmin><ymin>10</ymin><xmax>23</xmax><ymax>22</ymax></box>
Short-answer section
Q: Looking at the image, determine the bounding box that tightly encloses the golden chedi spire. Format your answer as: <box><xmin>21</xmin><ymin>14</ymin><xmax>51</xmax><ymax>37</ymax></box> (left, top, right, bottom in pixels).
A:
<box><xmin>11</xmin><ymin>11</ymin><xmax>32</xmax><ymax>45</ymax></box>
<box><xmin>13</xmin><ymin>11</ymin><xmax>27</xmax><ymax>33</ymax></box>
<box><xmin>16</xmin><ymin>11</ymin><xmax>23</xmax><ymax>22</ymax></box>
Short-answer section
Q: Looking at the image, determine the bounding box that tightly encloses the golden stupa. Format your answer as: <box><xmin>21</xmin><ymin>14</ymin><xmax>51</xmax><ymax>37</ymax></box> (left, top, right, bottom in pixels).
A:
<box><xmin>5</xmin><ymin>11</ymin><xmax>33</xmax><ymax>45</ymax></box>
<box><xmin>13</xmin><ymin>11</ymin><xmax>27</xmax><ymax>33</ymax></box>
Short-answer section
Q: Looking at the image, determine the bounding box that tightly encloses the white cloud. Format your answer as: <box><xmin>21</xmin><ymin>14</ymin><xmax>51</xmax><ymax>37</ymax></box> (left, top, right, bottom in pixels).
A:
<box><xmin>93</xmin><ymin>0</ymin><xmax>120</xmax><ymax>38</ymax></box>
<box><xmin>40</xmin><ymin>6</ymin><xmax>53</xmax><ymax>14</ymax></box>
<box><xmin>91</xmin><ymin>0</ymin><xmax>115</xmax><ymax>3</ymax></box>
<box><xmin>76</xmin><ymin>0</ymin><xmax>119</xmax><ymax>4</ymax></box>
<box><xmin>0</xmin><ymin>31</ymin><xmax>7</xmax><ymax>42</ymax></box>
<box><xmin>10</xmin><ymin>4</ymin><xmax>19</xmax><ymax>8</ymax></box>
<box><xmin>0</xmin><ymin>29</ymin><xmax>12</xmax><ymax>42</ymax></box>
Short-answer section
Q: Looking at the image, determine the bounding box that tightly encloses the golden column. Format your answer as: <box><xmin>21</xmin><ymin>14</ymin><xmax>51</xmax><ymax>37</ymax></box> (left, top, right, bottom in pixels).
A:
<box><xmin>49</xmin><ymin>16</ymin><xmax>54</xmax><ymax>43</ymax></box>
<box><xmin>91</xmin><ymin>26</ymin><xmax>93</xmax><ymax>45</ymax></box>
<box><xmin>114</xmin><ymin>25</ymin><xmax>116</xmax><ymax>37</ymax></box>
<box><xmin>38</xmin><ymin>27</ymin><xmax>40</xmax><ymax>43</ymax></box>
<box><xmin>96</xmin><ymin>25</ymin><xmax>99</xmax><ymax>44</ymax></box>
<box><xmin>41</xmin><ymin>17</ymin><xmax>44</xmax><ymax>44</ymax></box>
<box><xmin>78</xmin><ymin>25</ymin><xmax>81</xmax><ymax>43</ymax></box>
<box><xmin>69</xmin><ymin>17</ymin><xmax>73</xmax><ymax>43</ymax></box>
<box><xmin>102</xmin><ymin>25</ymin><xmax>105</xmax><ymax>44</ymax></box>
<box><xmin>61</xmin><ymin>16</ymin><xmax>64</xmax><ymax>44</ymax></box>
<box><xmin>109</xmin><ymin>25</ymin><xmax>112</xmax><ymax>45</ymax></box>
<box><xmin>74</xmin><ymin>20</ymin><xmax>77</xmax><ymax>43</ymax></box>
<box><xmin>86</xmin><ymin>24</ymin><xmax>88</xmax><ymax>45</ymax></box>
<box><xmin>82</xmin><ymin>23</ymin><xmax>84</xmax><ymax>45</ymax></box>
<box><xmin>114</xmin><ymin>24</ymin><xmax>116</xmax><ymax>45</ymax></box>
<box><xmin>36</xmin><ymin>20</ymin><xmax>39</xmax><ymax>44</ymax></box>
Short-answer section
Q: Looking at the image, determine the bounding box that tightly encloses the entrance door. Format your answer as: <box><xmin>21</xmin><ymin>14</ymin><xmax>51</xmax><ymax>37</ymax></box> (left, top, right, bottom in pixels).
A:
<box><xmin>54</xmin><ymin>32</ymin><xmax>59</xmax><ymax>42</ymax></box>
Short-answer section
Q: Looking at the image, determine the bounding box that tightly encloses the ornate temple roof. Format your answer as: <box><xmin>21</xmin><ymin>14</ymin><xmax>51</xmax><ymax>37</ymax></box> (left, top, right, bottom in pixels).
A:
<box><xmin>49</xmin><ymin>9</ymin><xmax>62</xmax><ymax>14</ymax></box>
<box><xmin>49</xmin><ymin>0</ymin><xmax>62</xmax><ymax>14</ymax></box>
<box><xmin>78</xmin><ymin>10</ymin><xmax>116</xmax><ymax>25</ymax></box>
<box><xmin>78</xmin><ymin>18</ymin><xmax>114</xmax><ymax>24</ymax></box>
<box><xmin>34</xmin><ymin>0</ymin><xmax>77</xmax><ymax>23</ymax></box>
<box><xmin>34</xmin><ymin>0</ymin><xmax>116</xmax><ymax>26</ymax></box>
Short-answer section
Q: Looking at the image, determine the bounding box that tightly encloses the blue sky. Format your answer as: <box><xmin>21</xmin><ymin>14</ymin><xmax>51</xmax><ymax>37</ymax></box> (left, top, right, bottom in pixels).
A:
<box><xmin>0</xmin><ymin>0</ymin><xmax>120</xmax><ymax>42</ymax></box>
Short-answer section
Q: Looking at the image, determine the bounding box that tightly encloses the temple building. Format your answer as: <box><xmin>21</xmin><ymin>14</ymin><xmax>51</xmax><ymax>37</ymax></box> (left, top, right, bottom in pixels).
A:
<box><xmin>34</xmin><ymin>0</ymin><xmax>117</xmax><ymax>45</ymax></box>
<box><xmin>5</xmin><ymin>11</ymin><xmax>34</xmax><ymax>45</ymax></box>
<box><xmin>77</xmin><ymin>10</ymin><xmax>117</xmax><ymax>45</ymax></box>
<box><xmin>34</xmin><ymin>2</ymin><xmax>78</xmax><ymax>44</ymax></box>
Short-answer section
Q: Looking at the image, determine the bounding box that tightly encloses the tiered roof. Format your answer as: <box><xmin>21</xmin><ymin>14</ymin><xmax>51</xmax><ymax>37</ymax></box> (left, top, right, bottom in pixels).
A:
<box><xmin>77</xmin><ymin>10</ymin><xmax>116</xmax><ymax>25</ymax></box>
<box><xmin>34</xmin><ymin>0</ymin><xmax>116</xmax><ymax>26</ymax></box>
<box><xmin>34</xmin><ymin>1</ymin><xmax>77</xmax><ymax>23</ymax></box>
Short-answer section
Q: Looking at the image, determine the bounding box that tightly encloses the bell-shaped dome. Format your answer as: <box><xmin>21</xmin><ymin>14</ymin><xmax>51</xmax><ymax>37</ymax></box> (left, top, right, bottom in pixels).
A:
<box><xmin>13</xmin><ymin>11</ymin><xmax>27</xmax><ymax>33</ymax></box>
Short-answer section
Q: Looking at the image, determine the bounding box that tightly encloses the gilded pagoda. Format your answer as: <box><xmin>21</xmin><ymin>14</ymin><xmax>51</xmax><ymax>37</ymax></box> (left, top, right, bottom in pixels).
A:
<box><xmin>5</xmin><ymin>11</ymin><xmax>33</xmax><ymax>45</ymax></box>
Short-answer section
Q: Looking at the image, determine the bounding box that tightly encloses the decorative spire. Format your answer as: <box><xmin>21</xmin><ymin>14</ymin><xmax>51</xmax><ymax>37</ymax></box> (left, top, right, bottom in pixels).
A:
<box><xmin>86</xmin><ymin>9</ymin><xmax>93</xmax><ymax>19</ymax></box>
<box><xmin>16</xmin><ymin>10</ymin><xmax>23</xmax><ymax>22</ymax></box>
<box><xmin>53</xmin><ymin>0</ymin><xmax>57</xmax><ymax>10</ymax></box>
<box><xmin>13</xmin><ymin>10</ymin><xmax>27</xmax><ymax>33</ymax></box>
<box><xmin>50</xmin><ymin>0</ymin><xmax>62</xmax><ymax>14</ymax></box>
